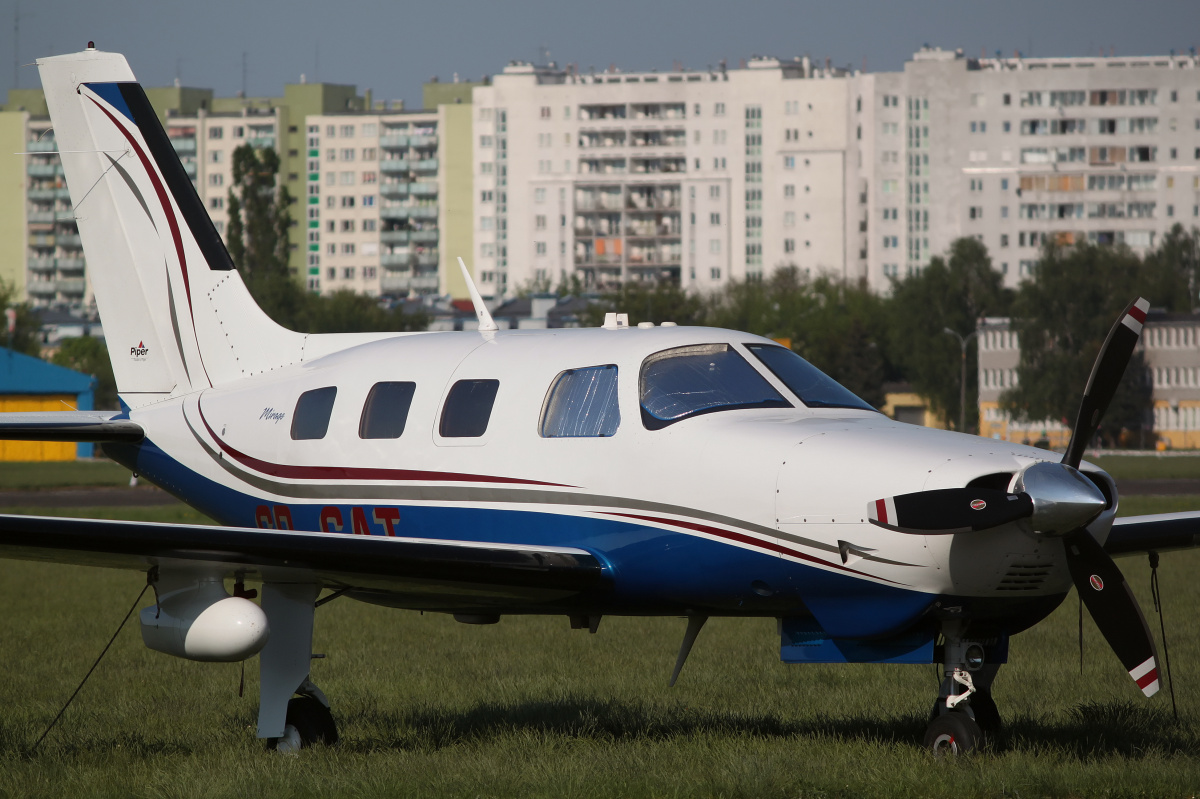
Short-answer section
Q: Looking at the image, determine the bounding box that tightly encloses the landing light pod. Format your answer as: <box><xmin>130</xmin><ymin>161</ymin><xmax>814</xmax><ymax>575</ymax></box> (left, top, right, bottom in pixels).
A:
<box><xmin>140</xmin><ymin>579</ymin><xmax>269</xmax><ymax>662</ymax></box>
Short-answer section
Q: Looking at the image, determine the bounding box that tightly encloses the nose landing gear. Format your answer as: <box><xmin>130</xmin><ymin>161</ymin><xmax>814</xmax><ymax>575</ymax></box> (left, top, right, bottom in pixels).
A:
<box><xmin>925</xmin><ymin>625</ymin><xmax>1002</xmax><ymax>755</ymax></box>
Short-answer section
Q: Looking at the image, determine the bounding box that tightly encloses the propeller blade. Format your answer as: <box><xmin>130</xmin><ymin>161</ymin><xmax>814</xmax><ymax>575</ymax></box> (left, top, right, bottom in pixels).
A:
<box><xmin>867</xmin><ymin>488</ymin><xmax>1032</xmax><ymax>534</ymax></box>
<box><xmin>1064</xmin><ymin>529</ymin><xmax>1160</xmax><ymax>697</ymax></box>
<box><xmin>1063</xmin><ymin>297</ymin><xmax>1149</xmax><ymax>469</ymax></box>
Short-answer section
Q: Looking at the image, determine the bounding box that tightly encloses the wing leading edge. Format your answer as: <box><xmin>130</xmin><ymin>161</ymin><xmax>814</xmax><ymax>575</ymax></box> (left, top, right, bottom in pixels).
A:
<box><xmin>1106</xmin><ymin>512</ymin><xmax>1200</xmax><ymax>556</ymax></box>
<box><xmin>0</xmin><ymin>411</ymin><xmax>144</xmax><ymax>442</ymax></box>
<box><xmin>0</xmin><ymin>514</ymin><xmax>609</xmax><ymax>606</ymax></box>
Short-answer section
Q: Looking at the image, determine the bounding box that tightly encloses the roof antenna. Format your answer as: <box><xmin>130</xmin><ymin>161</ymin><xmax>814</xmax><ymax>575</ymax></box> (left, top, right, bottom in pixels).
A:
<box><xmin>457</xmin><ymin>257</ymin><xmax>497</xmax><ymax>332</ymax></box>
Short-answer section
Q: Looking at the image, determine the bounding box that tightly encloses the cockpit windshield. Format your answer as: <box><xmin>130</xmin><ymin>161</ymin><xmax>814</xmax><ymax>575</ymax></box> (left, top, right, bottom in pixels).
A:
<box><xmin>745</xmin><ymin>344</ymin><xmax>876</xmax><ymax>411</ymax></box>
<box><xmin>639</xmin><ymin>344</ymin><xmax>792</xmax><ymax>429</ymax></box>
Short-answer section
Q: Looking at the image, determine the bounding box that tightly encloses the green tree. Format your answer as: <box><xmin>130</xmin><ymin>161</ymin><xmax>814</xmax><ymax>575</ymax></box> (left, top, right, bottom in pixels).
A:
<box><xmin>51</xmin><ymin>337</ymin><xmax>117</xmax><ymax>409</ymax></box>
<box><xmin>1001</xmin><ymin>242</ymin><xmax>1151</xmax><ymax>446</ymax></box>
<box><xmin>1139</xmin><ymin>224</ymin><xmax>1200</xmax><ymax>313</ymax></box>
<box><xmin>581</xmin><ymin>279</ymin><xmax>704</xmax><ymax>327</ymax></box>
<box><xmin>887</xmin><ymin>238</ymin><xmax>1012</xmax><ymax>431</ymax></box>
<box><xmin>705</xmin><ymin>268</ymin><xmax>893</xmax><ymax>407</ymax></box>
<box><xmin>0</xmin><ymin>278</ymin><xmax>43</xmax><ymax>357</ymax></box>
<box><xmin>227</xmin><ymin>144</ymin><xmax>291</xmax><ymax>278</ymax></box>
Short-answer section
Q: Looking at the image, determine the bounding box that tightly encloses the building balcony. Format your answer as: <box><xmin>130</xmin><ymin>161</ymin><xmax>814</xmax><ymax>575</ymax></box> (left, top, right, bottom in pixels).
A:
<box><xmin>28</xmin><ymin>234</ymin><xmax>55</xmax><ymax>248</ymax></box>
<box><xmin>28</xmin><ymin>188</ymin><xmax>58</xmax><ymax>201</ymax></box>
<box><xmin>380</xmin><ymin>159</ymin><xmax>409</xmax><ymax>174</ymax></box>
<box><xmin>416</xmin><ymin>253</ymin><xmax>438</xmax><ymax>268</ymax></box>
<box><xmin>411</xmin><ymin>274</ymin><xmax>439</xmax><ymax>292</ymax></box>
<box><xmin>410</xmin><ymin>229</ymin><xmax>438</xmax><ymax>244</ymax></box>
<box><xmin>28</xmin><ymin>257</ymin><xmax>55</xmax><ymax>273</ymax></box>
<box><xmin>380</xmin><ymin>206</ymin><xmax>409</xmax><ymax>220</ymax></box>
<box><xmin>170</xmin><ymin>138</ymin><xmax>197</xmax><ymax>155</ymax></box>
<box><xmin>27</xmin><ymin>281</ymin><xmax>57</xmax><ymax>297</ymax></box>
<box><xmin>380</xmin><ymin>273</ymin><xmax>411</xmax><ymax>293</ymax></box>
<box><xmin>380</xmin><ymin>230</ymin><xmax>409</xmax><ymax>245</ymax></box>
<box><xmin>57</xmin><ymin>257</ymin><xmax>86</xmax><ymax>273</ymax></box>
<box><xmin>408</xmin><ymin>134</ymin><xmax>437</xmax><ymax>148</ymax></box>
<box><xmin>27</xmin><ymin>211</ymin><xmax>57</xmax><ymax>224</ymax></box>
<box><xmin>58</xmin><ymin>234</ymin><xmax>83</xmax><ymax>249</ymax></box>
<box><xmin>27</xmin><ymin>163</ymin><xmax>62</xmax><ymax>178</ymax></box>
<box><xmin>380</xmin><ymin>135</ymin><xmax>409</xmax><ymax>148</ymax></box>
<box><xmin>57</xmin><ymin>278</ymin><xmax>86</xmax><ymax>296</ymax></box>
<box><xmin>409</xmin><ymin>182</ymin><xmax>438</xmax><ymax>197</ymax></box>
<box><xmin>409</xmin><ymin>205</ymin><xmax>438</xmax><ymax>219</ymax></box>
<box><xmin>380</xmin><ymin>182</ymin><xmax>408</xmax><ymax>198</ymax></box>
<box><xmin>247</xmin><ymin>137</ymin><xmax>276</xmax><ymax>149</ymax></box>
<box><xmin>25</xmin><ymin>139</ymin><xmax>57</xmax><ymax>152</ymax></box>
<box><xmin>381</xmin><ymin>252</ymin><xmax>413</xmax><ymax>267</ymax></box>
<box><xmin>411</xmin><ymin>158</ymin><xmax>438</xmax><ymax>172</ymax></box>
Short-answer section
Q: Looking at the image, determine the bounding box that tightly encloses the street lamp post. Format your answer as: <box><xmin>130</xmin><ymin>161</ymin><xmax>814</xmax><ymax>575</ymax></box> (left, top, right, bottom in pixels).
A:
<box><xmin>943</xmin><ymin>326</ymin><xmax>980</xmax><ymax>434</ymax></box>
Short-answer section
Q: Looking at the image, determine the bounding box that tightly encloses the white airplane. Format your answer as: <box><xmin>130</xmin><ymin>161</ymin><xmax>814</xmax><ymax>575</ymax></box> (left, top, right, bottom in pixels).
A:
<box><xmin>1</xmin><ymin>46</ymin><xmax>1194</xmax><ymax>755</ymax></box>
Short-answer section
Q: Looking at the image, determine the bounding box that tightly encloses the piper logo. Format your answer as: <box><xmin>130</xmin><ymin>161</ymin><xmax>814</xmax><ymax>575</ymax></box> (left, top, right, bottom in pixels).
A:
<box><xmin>130</xmin><ymin>341</ymin><xmax>149</xmax><ymax>361</ymax></box>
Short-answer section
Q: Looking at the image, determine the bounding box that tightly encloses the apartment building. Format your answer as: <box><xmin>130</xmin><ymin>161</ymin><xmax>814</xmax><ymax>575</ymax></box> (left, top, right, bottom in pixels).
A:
<box><xmin>978</xmin><ymin>311</ymin><xmax>1200</xmax><ymax>448</ymax></box>
<box><xmin>471</xmin><ymin>57</ymin><xmax>858</xmax><ymax>298</ymax></box>
<box><xmin>864</xmin><ymin>48</ymin><xmax>1200</xmax><ymax>290</ymax></box>
<box><xmin>1</xmin><ymin>78</ymin><xmax>369</xmax><ymax>311</ymax></box>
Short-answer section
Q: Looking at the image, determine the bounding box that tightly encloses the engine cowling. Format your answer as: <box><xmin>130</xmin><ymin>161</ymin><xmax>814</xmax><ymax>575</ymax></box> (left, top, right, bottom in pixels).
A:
<box><xmin>140</xmin><ymin>577</ymin><xmax>269</xmax><ymax>662</ymax></box>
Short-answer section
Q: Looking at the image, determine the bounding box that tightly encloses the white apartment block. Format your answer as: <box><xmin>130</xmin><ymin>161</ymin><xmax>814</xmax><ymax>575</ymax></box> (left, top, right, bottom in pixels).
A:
<box><xmin>861</xmin><ymin>47</ymin><xmax>1200</xmax><ymax>290</ymax></box>
<box><xmin>471</xmin><ymin>57</ymin><xmax>859</xmax><ymax>298</ymax></box>
<box><xmin>469</xmin><ymin>49</ymin><xmax>1200</xmax><ymax>299</ymax></box>
<box><xmin>304</xmin><ymin>111</ymin><xmax>442</xmax><ymax>297</ymax></box>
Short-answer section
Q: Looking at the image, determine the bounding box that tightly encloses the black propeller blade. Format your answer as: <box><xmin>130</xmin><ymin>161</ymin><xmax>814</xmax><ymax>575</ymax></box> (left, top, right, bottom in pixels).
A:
<box><xmin>1063</xmin><ymin>297</ymin><xmax>1149</xmax><ymax>469</ymax></box>
<box><xmin>867</xmin><ymin>488</ymin><xmax>1032</xmax><ymax>534</ymax></box>
<box><xmin>1064</xmin><ymin>529</ymin><xmax>1160</xmax><ymax>696</ymax></box>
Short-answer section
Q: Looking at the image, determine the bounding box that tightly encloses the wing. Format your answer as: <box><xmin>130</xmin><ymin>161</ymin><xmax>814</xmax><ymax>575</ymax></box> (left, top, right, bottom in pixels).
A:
<box><xmin>0</xmin><ymin>514</ymin><xmax>610</xmax><ymax>610</ymax></box>
<box><xmin>0</xmin><ymin>411</ymin><xmax>144</xmax><ymax>442</ymax></box>
<box><xmin>1105</xmin><ymin>512</ymin><xmax>1200</xmax><ymax>556</ymax></box>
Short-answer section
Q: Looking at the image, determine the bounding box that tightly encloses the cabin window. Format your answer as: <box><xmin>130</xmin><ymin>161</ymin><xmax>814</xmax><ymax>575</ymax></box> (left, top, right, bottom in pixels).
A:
<box><xmin>746</xmin><ymin>344</ymin><xmax>875</xmax><ymax>411</ymax></box>
<box><xmin>291</xmin><ymin>386</ymin><xmax>338</xmax><ymax>440</ymax></box>
<box><xmin>359</xmin><ymin>381</ymin><xmax>416</xmax><ymax>439</ymax></box>
<box><xmin>540</xmin><ymin>365</ymin><xmax>620</xmax><ymax>437</ymax></box>
<box><xmin>440</xmin><ymin>380</ymin><xmax>500</xmax><ymax>438</ymax></box>
<box><xmin>639</xmin><ymin>344</ymin><xmax>790</xmax><ymax>429</ymax></box>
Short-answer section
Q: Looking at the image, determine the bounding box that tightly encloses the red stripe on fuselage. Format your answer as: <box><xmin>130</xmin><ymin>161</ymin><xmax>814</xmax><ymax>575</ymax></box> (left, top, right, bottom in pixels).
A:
<box><xmin>196</xmin><ymin>404</ymin><xmax>573</xmax><ymax>487</ymax></box>
<box><xmin>599</xmin><ymin>510</ymin><xmax>899</xmax><ymax>584</ymax></box>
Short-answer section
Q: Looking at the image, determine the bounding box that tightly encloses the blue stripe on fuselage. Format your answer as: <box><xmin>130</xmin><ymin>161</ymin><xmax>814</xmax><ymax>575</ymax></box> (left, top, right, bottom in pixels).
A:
<box><xmin>84</xmin><ymin>82</ymin><xmax>135</xmax><ymax>122</ymax></box>
<box><xmin>107</xmin><ymin>437</ymin><xmax>936</xmax><ymax>633</ymax></box>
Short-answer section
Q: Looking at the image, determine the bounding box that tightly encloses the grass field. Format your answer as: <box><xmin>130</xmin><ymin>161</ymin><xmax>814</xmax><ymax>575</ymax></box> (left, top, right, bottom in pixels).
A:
<box><xmin>3</xmin><ymin>502</ymin><xmax>1200</xmax><ymax>796</ymax></box>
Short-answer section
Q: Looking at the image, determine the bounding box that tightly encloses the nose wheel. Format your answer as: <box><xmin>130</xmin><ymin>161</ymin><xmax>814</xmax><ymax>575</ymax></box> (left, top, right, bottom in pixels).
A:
<box><xmin>924</xmin><ymin>626</ymin><xmax>1002</xmax><ymax>754</ymax></box>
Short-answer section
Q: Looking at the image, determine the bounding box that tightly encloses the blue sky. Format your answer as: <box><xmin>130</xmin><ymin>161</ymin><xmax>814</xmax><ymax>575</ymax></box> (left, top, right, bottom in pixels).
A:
<box><xmin>4</xmin><ymin>0</ymin><xmax>1198</xmax><ymax>106</ymax></box>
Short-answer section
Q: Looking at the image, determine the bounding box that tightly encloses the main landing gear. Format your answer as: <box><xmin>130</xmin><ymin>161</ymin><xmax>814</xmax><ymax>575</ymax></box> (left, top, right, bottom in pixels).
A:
<box><xmin>924</xmin><ymin>624</ymin><xmax>1001</xmax><ymax>755</ymax></box>
<box><xmin>258</xmin><ymin>582</ymin><xmax>340</xmax><ymax>752</ymax></box>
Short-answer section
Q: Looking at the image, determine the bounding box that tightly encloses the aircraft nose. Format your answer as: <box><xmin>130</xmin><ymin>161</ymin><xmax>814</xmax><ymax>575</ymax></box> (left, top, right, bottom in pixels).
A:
<box><xmin>1015</xmin><ymin>462</ymin><xmax>1107</xmax><ymax>534</ymax></box>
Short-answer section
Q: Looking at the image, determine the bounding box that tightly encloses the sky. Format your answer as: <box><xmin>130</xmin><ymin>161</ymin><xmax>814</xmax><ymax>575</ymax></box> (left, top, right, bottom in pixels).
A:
<box><xmin>3</xmin><ymin>0</ymin><xmax>1199</xmax><ymax>107</ymax></box>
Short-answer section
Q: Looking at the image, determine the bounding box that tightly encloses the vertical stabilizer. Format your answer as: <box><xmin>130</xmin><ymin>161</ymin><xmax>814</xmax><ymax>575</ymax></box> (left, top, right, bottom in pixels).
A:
<box><xmin>37</xmin><ymin>48</ymin><xmax>313</xmax><ymax>404</ymax></box>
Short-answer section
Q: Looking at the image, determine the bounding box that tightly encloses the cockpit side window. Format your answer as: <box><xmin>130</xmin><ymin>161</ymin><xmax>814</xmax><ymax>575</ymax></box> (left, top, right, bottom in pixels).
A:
<box><xmin>291</xmin><ymin>386</ymin><xmax>338</xmax><ymax>440</ymax></box>
<box><xmin>359</xmin><ymin>381</ymin><xmax>416</xmax><ymax>439</ymax></box>
<box><xmin>540</xmin><ymin>365</ymin><xmax>620</xmax><ymax>437</ymax></box>
<box><xmin>639</xmin><ymin>344</ymin><xmax>791</xmax><ymax>430</ymax></box>
<box><xmin>745</xmin><ymin>344</ymin><xmax>876</xmax><ymax>411</ymax></box>
<box><xmin>440</xmin><ymin>379</ymin><xmax>500</xmax><ymax>438</ymax></box>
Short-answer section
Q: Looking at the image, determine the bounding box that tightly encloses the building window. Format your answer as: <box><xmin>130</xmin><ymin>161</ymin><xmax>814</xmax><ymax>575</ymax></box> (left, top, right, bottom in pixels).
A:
<box><xmin>342</xmin><ymin>267</ymin><xmax>355</xmax><ymax>279</ymax></box>
<box><xmin>784</xmin><ymin>239</ymin><xmax>795</xmax><ymax>253</ymax></box>
<box><xmin>784</xmin><ymin>156</ymin><xmax>795</xmax><ymax>169</ymax></box>
<box><xmin>208</xmin><ymin>174</ymin><xmax>224</xmax><ymax>186</ymax></box>
<box><xmin>784</xmin><ymin>184</ymin><xmax>795</xmax><ymax>198</ymax></box>
<box><xmin>535</xmin><ymin>215</ymin><xmax>547</xmax><ymax>229</ymax></box>
<box><xmin>710</xmin><ymin>267</ymin><xmax>722</xmax><ymax>280</ymax></box>
<box><xmin>709</xmin><ymin>240</ymin><xmax>721</xmax><ymax>254</ymax></box>
<box><xmin>208</xmin><ymin>127</ymin><xmax>224</xmax><ymax>139</ymax></box>
<box><xmin>710</xmin><ymin>213</ymin><xmax>721</xmax><ymax>225</ymax></box>
<box><xmin>535</xmin><ymin>241</ymin><xmax>547</xmax><ymax>255</ymax></box>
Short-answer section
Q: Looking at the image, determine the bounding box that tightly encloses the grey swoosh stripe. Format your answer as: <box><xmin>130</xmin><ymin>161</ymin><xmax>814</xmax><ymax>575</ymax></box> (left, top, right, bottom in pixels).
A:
<box><xmin>183</xmin><ymin>412</ymin><xmax>919</xmax><ymax>569</ymax></box>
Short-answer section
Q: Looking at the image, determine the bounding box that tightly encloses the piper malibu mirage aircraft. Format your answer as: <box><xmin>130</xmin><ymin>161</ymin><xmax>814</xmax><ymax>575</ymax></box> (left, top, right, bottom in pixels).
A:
<box><xmin>2</xmin><ymin>46</ymin><xmax>1198</xmax><ymax>755</ymax></box>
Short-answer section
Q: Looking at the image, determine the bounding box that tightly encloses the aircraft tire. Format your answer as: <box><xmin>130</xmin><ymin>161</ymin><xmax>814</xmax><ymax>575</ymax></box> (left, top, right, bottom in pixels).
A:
<box><xmin>923</xmin><ymin>711</ymin><xmax>981</xmax><ymax>756</ymax></box>
<box><xmin>281</xmin><ymin>695</ymin><xmax>339</xmax><ymax>748</ymax></box>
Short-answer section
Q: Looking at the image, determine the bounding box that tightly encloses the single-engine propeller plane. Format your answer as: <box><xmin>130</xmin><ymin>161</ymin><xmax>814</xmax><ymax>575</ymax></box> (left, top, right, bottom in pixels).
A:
<box><xmin>2</xmin><ymin>46</ymin><xmax>1197</xmax><ymax>754</ymax></box>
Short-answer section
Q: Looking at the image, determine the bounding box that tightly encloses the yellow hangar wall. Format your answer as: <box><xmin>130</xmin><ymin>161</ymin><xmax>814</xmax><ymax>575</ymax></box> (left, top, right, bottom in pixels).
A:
<box><xmin>0</xmin><ymin>394</ymin><xmax>80</xmax><ymax>460</ymax></box>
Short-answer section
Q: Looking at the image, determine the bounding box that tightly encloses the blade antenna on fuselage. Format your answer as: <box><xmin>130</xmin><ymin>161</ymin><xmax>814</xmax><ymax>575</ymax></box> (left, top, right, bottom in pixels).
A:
<box><xmin>457</xmin><ymin>257</ymin><xmax>498</xmax><ymax>333</ymax></box>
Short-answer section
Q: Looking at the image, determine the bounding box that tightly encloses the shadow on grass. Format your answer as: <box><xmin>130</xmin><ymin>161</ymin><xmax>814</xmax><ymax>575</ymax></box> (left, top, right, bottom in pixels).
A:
<box><xmin>344</xmin><ymin>696</ymin><xmax>1195</xmax><ymax>759</ymax></box>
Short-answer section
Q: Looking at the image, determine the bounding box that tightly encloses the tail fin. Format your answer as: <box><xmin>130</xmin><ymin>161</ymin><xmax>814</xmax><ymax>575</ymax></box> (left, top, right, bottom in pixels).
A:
<box><xmin>37</xmin><ymin>48</ymin><xmax>312</xmax><ymax>403</ymax></box>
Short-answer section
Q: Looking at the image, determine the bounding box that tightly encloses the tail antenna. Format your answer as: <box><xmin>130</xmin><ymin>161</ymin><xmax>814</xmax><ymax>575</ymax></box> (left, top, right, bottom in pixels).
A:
<box><xmin>457</xmin><ymin>257</ymin><xmax>497</xmax><ymax>332</ymax></box>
